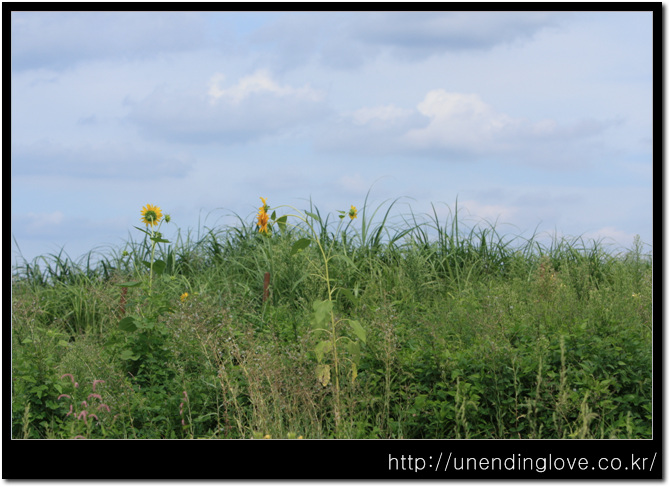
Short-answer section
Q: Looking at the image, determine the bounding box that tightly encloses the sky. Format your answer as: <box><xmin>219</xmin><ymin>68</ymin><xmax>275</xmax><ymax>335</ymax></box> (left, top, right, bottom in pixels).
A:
<box><xmin>10</xmin><ymin>9</ymin><xmax>654</xmax><ymax>267</ymax></box>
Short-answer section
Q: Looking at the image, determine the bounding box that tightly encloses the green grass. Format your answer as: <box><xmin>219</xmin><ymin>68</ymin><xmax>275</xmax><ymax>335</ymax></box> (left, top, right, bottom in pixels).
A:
<box><xmin>11</xmin><ymin>197</ymin><xmax>653</xmax><ymax>439</ymax></box>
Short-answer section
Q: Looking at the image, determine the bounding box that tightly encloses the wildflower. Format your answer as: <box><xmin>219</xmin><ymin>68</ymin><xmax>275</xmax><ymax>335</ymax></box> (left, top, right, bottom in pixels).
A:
<box><xmin>180</xmin><ymin>292</ymin><xmax>189</xmax><ymax>302</ymax></box>
<box><xmin>88</xmin><ymin>393</ymin><xmax>102</xmax><ymax>401</ymax></box>
<box><xmin>164</xmin><ymin>214</ymin><xmax>171</xmax><ymax>223</ymax></box>
<box><xmin>73</xmin><ymin>435</ymin><xmax>86</xmax><ymax>439</ymax></box>
<box><xmin>257</xmin><ymin>201</ymin><xmax>270</xmax><ymax>234</ymax></box>
<box><xmin>348</xmin><ymin>205</ymin><xmax>358</xmax><ymax>220</ymax></box>
<box><xmin>97</xmin><ymin>404</ymin><xmax>111</xmax><ymax>413</ymax></box>
<box><xmin>89</xmin><ymin>414</ymin><xmax>99</xmax><ymax>422</ymax></box>
<box><xmin>92</xmin><ymin>380</ymin><xmax>105</xmax><ymax>392</ymax></box>
<box><xmin>57</xmin><ymin>394</ymin><xmax>71</xmax><ymax>401</ymax></box>
<box><xmin>66</xmin><ymin>404</ymin><xmax>73</xmax><ymax>417</ymax></box>
<box><xmin>259</xmin><ymin>197</ymin><xmax>269</xmax><ymax>213</ymax></box>
<box><xmin>263</xmin><ymin>434</ymin><xmax>272</xmax><ymax>439</ymax></box>
<box><xmin>141</xmin><ymin>204</ymin><xmax>163</xmax><ymax>227</ymax></box>
<box><xmin>60</xmin><ymin>374</ymin><xmax>74</xmax><ymax>383</ymax></box>
<box><xmin>78</xmin><ymin>410</ymin><xmax>88</xmax><ymax>423</ymax></box>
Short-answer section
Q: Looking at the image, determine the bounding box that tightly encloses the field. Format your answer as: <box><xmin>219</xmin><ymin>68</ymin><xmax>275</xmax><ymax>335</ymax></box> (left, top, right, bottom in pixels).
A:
<box><xmin>11</xmin><ymin>195</ymin><xmax>653</xmax><ymax>439</ymax></box>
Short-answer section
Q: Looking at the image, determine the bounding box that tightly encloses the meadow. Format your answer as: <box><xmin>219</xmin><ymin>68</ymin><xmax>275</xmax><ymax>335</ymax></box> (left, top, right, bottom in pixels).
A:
<box><xmin>11</xmin><ymin>194</ymin><xmax>653</xmax><ymax>439</ymax></box>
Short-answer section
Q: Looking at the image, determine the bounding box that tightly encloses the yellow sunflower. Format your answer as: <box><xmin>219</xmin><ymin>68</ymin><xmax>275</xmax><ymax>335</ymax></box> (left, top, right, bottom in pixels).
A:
<box><xmin>141</xmin><ymin>204</ymin><xmax>163</xmax><ymax>227</ymax></box>
<box><xmin>257</xmin><ymin>209</ymin><xmax>270</xmax><ymax>234</ymax></box>
<box><xmin>348</xmin><ymin>205</ymin><xmax>358</xmax><ymax>220</ymax></box>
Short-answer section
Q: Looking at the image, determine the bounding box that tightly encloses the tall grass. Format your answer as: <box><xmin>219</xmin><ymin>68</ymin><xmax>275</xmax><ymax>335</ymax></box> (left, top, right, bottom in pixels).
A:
<box><xmin>11</xmin><ymin>196</ymin><xmax>653</xmax><ymax>439</ymax></box>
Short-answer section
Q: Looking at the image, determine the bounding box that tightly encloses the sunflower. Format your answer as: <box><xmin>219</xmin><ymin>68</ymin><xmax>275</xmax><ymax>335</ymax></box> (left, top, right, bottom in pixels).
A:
<box><xmin>257</xmin><ymin>209</ymin><xmax>270</xmax><ymax>234</ymax></box>
<box><xmin>257</xmin><ymin>197</ymin><xmax>271</xmax><ymax>234</ymax></box>
<box><xmin>141</xmin><ymin>204</ymin><xmax>163</xmax><ymax>227</ymax></box>
<box><xmin>259</xmin><ymin>197</ymin><xmax>269</xmax><ymax>212</ymax></box>
<box><xmin>348</xmin><ymin>205</ymin><xmax>358</xmax><ymax>220</ymax></box>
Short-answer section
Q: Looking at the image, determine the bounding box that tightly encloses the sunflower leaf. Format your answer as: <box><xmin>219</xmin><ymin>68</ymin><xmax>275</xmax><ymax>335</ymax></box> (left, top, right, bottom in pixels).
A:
<box><xmin>119</xmin><ymin>317</ymin><xmax>138</xmax><ymax>333</ymax></box>
<box><xmin>152</xmin><ymin>260</ymin><xmax>166</xmax><ymax>275</ymax></box>
<box><xmin>150</xmin><ymin>236</ymin><xmax>171</xmax><ymax>244</ymax></box>
<box><xmin>291</xmin><ymin>238</ymin><xmax>312</xmax><ymax>256</ymax></box>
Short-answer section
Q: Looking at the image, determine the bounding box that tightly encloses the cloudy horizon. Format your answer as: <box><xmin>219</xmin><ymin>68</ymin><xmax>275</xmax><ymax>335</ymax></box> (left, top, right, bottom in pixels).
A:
<box><xmin>11</xmin><ymin>10</ymin><xmax>654</xmax><ymax>267</ymax></box>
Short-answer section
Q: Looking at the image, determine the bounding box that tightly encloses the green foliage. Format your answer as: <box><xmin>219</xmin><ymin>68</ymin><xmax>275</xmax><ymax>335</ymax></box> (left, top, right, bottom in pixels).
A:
<box><xmin>11</xmin><ymin>195</ymin><xmax>653</xmax><ymax>439</ymax></box>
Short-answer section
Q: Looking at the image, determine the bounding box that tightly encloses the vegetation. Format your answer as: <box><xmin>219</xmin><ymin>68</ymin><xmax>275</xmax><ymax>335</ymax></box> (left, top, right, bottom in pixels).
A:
<box><xmin>11</xmin><ymin>193</ymin><xmax>653</xmax><ymax>439</ymax></box>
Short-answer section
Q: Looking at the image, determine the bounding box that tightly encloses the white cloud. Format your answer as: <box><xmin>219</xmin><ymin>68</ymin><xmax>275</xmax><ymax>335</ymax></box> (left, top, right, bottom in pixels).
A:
<box><xmin>404</xmin><ymin>90</ymin><xmax>521</xmax><ymax>151</ymax></box>
<box><xmin>208</xmin><ymin>70</ymin><xmax>322</xmax><ymax>104</ymax></box>
<box><xmin>129</xmin><ymin>71</ymin><xmax>328</xmax><ymax>145</ymax></box>
<box><xmin>317</xmin><ymin>88</ymin><xmax>617</xmax><ymax>167</ymax></box>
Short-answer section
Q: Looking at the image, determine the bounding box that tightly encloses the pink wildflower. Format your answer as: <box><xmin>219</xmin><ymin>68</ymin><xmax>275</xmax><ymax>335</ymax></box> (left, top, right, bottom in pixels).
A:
<box><xmin>81</xmin><ymin>401</ymin><xmax>88</xmax><ymax>408</ymax></box>
<box><xmin>66</xmin><ymin>404</ymin><xmax>73</xmax><ymax>417</ymax></box>
<box><xmin>182</xmin><ymin>419</ymin><xmax>185</xmax><ymax>426</ymax></box>
<box><xmin>183</xmin><ymin>390</ymin><xmax>188</xmax><ymax>400</ymax></box>
<box><xmin>97</xmin><ymin>404</ymin><xmax>111</xmax><ymax>413</ymax></box>
<box><xmin>77</xmin><ymin>410</ymin><xmax>88</xmax><ymax>423</ymax></box>
<box><xmin>74</xmin><ymin>382</ymin><xmax>79</xmax><ymax>388</ymax></box>
<box><xmin>73</xmin><ymin>435</ymin><xmax>86</xmax><ymax>439</ymax></box>
<box><xmin>88</xmin><ymin>393</ymin><xmax>102</xmax><ymax>401</ymax></box>
<box><xmin>89</xmin><ymin>414</ymin><xmax>99</xmax><ymax>422</ymax></box>
<box><xmin>57</xmin><ymin>394</ymin><xmax>71</xmax><ymax>400</ymax></box>
<box><xmin>60</xmin><ymin>374</ymin><xmax>74</xmax><ymax>382</ymax></box>
<box><xmin>92</xmin><ymin>380</ymin><xmax>105</xmax><ymax>392</ymax></box>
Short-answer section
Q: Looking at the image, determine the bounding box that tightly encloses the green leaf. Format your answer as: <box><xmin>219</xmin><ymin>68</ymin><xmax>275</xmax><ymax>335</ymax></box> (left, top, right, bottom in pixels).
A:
<box><xmin>117</xmin><ymin>281</ymin><xmax>141</xmax><ymax>287</ymax></box>
<box><xmin>152</xmin><ymin>259</ymin><xmax>166</xmax><ymax>275</ymax></box>
<box><xmin>119</xmin><ymin>317</ymin><xmax>138</xmax><ymax>333</ymax></box>
<box><xmin>347</xmin><ymin>340</ymin><xmax>360</xmax><ymax>364</ymax></box>
<box><xmin>311</xmin><ymin>300</ymin><xmax>332</xmax><ymax>329</ymax></box>
<box><xmin>348</xmin><ymin>320</ymin><xmax>366</xmax><ymax>344</ymax></box>
<box><xmin>314</xmin><ymin>340</ymin><xmax>332</xmax><ymax>363</ymax></box>
<box><xmin>290</xmin><ymin>238</ymin><xmax>312</xmax><ymax>255</ymax></box>
<box><xmin>150</xmin><ymin>236</ymin><xmax>171</xmax><ymax>244</ymax></box>
<box><xmin>275</xmin><ymin>215</ymin><xmax>288</xmax><ymax>233</ymax></box>
<box><xmin>305</xmin><ymin>211</ymin><xmax>321</xmax><ymax>223</ymax></box>
<box><xmin>120</xmin><ymin>350</ymin><xmax>141</xmax><ymax>361</ymax></box>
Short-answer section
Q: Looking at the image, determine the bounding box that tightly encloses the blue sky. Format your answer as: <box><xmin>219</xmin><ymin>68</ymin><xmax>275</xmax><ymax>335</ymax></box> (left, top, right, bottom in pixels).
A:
<box><xmin>11</xmin><ymin>10</ymin><xmax>654</xmax><ymax>265</ymax></box>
